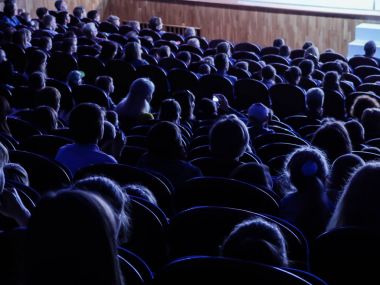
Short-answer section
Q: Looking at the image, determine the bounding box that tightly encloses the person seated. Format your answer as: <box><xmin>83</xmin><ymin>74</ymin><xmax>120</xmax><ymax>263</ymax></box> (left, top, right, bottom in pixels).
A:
<box><xmin>122</xmin><ymin>42</ymin><xmax>148</xmax><ymax>68</ymax></box>
<box><xmin>261</xmin><ymin>65</ymin><xmax>276</xmax><ymax>89</ymax></box>
<box><xmin>195</xmin><ymin>98</ymin><xmax>218</xmax><ymax>121</ymax></box>
<box><xmin>36</xmin><ymin>7</ymin><xmax>49</xmax><ymax>23</ymax></box>
<box><xmin>56</xmin><ymin>11</ymin><xmax>70</xmax><ymax>33</ymax></box>
<box><xmin>66</xmin><ymin>70</ymin><xmax>84</xmax><ymax>90</ymax></box>
<box><xmin>87</xmin><ymin>10</ymin><xmax>101</xmax><ymax>28</ymax></box>
<box><xmin>206</xmin><ymin>115</ymin><xmax>251</xmax><ymax>176</ymax></box>
<box><xmin>247</xmin><ymin>103</ymin><xmax>275</xmax><ymax>139</ymax></box>
<box><xmin>176</xmin><ymin>51</ymin><xmax>191</xmax><ymax>67</ymax></box>
<box><xmin>55</xmin><ymin>103</ymin><xmax>117</xmax><ymax>176</ymax></box>
<box><xmin>361</xmin><ymin>108</ymin><xmax>380</xmax><ymax>140</ymax></box>
<box><xmin>158</xmin><ymin>98</ymin><xmax>182</xmax><ymax>125</ymax></box>
<box><xmin>156</xmin><ymin>45</ymin><xmax>171</xmax><ymax>62</ymax></box>
<box><xmin>95</xmin><ymin>76</ymin><xmax>117</xmax><ymax>109</ymax></box>
<box><xmin>184</xmin><ymin>26</ymin><xmax>196</xmax><ymax>39</ymax></box>
<box><xmin>32</xmin><ymin>106</ymin><xmax>59</xmax><ymax>133</ymax></box>
<box><xmin>326</xmin><ymin>154</ymin><xmax>365</xmax><ymax>206</ymax></box>
<box><xmin>197</xmin><ymin>63</ymin><xmax>211</xmax><ymax>77</ymax></box>
<box><xmin>299</xmin><ymin>59</ymin><xmax>321</xmax><ymax>89</ymax></box>
<box><xmin>284</xmin><ymin>66</ymin><xmax>302</xmax><ymax>87</ymax></box>
<box><xmin>305</xmin><ymin>87</ymin><xmax>324</xmax><ymax>121</ymax></box>
<box><xmin>363</xmin><ymin>40</ymin><xmax>380</xmax><ymax>66</ymax></box>
<box><xmin>35</xmin><ymin>86</ymin><xmax>61</xmax><ymax>112</ymax></box>
<box><xmin>71</xmin><ymin>6</ymin><xmax>86</xmax><ymax>26</ymax></box>
<box><xmin>40</xmin><ymin>14</ymin><xmax>58</xmax><ymax>37</ymax></box>
<box><xmin>279</xmin><ymin>45</ymin><xmax>291</xmax><ymax>63</ymax></box>
<box><xmin>25</xmin><ymin>190</ymin><xmax>125</xmax><ymax>285</ymax></box>
<box><xmin>81</xmin><ymin>22</ymin><xmax>104</xmax><ymax>43</ymax></box>
<box><xmin>106</xmin><ymin>15</ymin><xmax>120</xmax><ymax>28</ymax></box>
<box><xmin>350</xmin><ymin>95</ymin><xmax>380</xmax><ymax>120</ymax></box>
<box><xmin>344</xmin><ymin>120</ymin><xmax>365</xmax><ymax>151</ymax></box>
<box><xmin>125</xmin><ymin>20</ymin><xmax>141</xmax><ymax>33</ymax></box>
<box><xmin>137</xmin><ymin>121</ymin><xmax>202</xmax><ymax>190</ymax></box>
<box><xmin>39</xmin><ymin>36</ymin><xmax>53</xmax><ymax>57</ymax></box>
<box><xmin>216</xmin><ymin>41</ymin><xmax>235</xmax><ymax>65</ymax></box>
<box><xmin>54</xmin><ymin>0</ymin><xmax>68</xmax><ymax>12</ymax></box>
<box><xmin>61</xmin><ymin>37</ymin><xmax>78</xmax><ymax>57</ymax></box>
<box><xmin>0</xmin><ymin>3</ymin><xmax>21</xmax><ymax>28</ymax></box>
<box><xmin>312</xmin><ymin>121</ymin><xmax>353</xmax><ymax>162</ymax></box>
<box><xmin>123</xmin><ymin>183</ymin><xmax>158</xmax><ymax>206</ymax></box>
<box><xmin>327</xmin><ymin>163</ymin><xmax>380</xmax><ymax>231</ymax></box>
<box><xmin>187</xmin><ymin>38</ymin><xmax>201</xmax><ymax>49</ymax></box>
<box><xmin>273</xmin><ymin>37</ymin><xmax>285</xmax><ymax>48</ymax></box>
<box><xmin>279</xmin><ymin>147</ymin><xmax>333</xmax><ymax>240</ymax></box>
<box><xmin>148</xmin><ymin>16</ymin><xmax>165</xmax><ymax>35</ymax></box>
<box><xmin>214</xmin><ymin>53</ymin><xmax>237</xmax><ymax>85</ymax></box>
<box><xmin>220</xmin><ymin>217</ymin><xmax>289</xmax><ymax>267</ymax></box>
<box><xmin>115</xmin><ymin>78</ymin><xmax>155</xmax><ymax>133</ymax></box>
<box><xmin>305</xmin><ymin>45</ymin><xmax>320</xmax><ymax>68</ymax></box>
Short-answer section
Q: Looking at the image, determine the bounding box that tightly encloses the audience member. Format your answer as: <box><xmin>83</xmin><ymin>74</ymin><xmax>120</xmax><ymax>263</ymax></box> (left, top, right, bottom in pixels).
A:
<box><xmin>363</xmin><ymin>40</ymin><xmax>380</xmax><ymax>66</ymax></box>
<box><xmin>137</xmin><ymin>121</ymin><xmax>202</xmax><ymax>189</ymax></box>
<box><xmin>55</xmin><ymin>103</ymin><xmax>117</xmax><ymax>176</ymax></box>
<box><xmin>305</xmin><ymin>87</ymin><xmax>324</xmax><ymax>121</ymax></box>
<box><xmin>361</xmin><ymin>107</ymin><xmax>380</xmax><ymax>140</ymax></box>
<box><xmin>261</xmin><ymin>65</ymin><xmax>276</xmax><ymax>89</ymax></box>
<box><xmin>148</xmin><ymin>16</ymin><xmax>164</xmax><ymax>35</ymax></box>
<box><xmin>280</xmin><ymin>146</ymin><xmax>332</xmax><ymax>240</ymax></box>
<box><xmin>221</xmin><ymin>217</ymin><xmax>288</xmax><ymax>267</ymax></box>
<box><xmin>158</xmin><ymin>98</ymin><xmax>181</xmax><ymax>124</ymax></box>
<box><xmin>247</xmin><ymin>103</ymin><xmax>274</xmax><ymax>139</ymax></box>
<box><xmin>344</xmin><ymin>120</ymin><xmax>365</xmax><ymax>150</ymax></box>
<box><xmin>122</xmin><ymin>42</ymin><xmax>148</xmax><ymax>68</ymax></box>
<box><xmin>350</xmin><ymin>95</ymin><xmax>380</xmax><ymax>120</ymax></box>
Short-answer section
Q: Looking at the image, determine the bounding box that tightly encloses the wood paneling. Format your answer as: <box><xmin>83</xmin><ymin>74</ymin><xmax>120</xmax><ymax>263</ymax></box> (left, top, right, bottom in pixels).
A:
<box><xmin>103</xmin><ymin>0</ymin><xmax>380</xmax><ymax>55</ymax></box>
<box><xmin>9</xmin><ymin>0</ymin><xmax>380</xmax><ymax>55</ymax></box>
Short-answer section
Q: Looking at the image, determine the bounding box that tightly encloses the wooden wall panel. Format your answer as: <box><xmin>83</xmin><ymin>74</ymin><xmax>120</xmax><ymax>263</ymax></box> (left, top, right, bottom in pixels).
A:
<box><xmin>103</xmin><ymin>0</ymin><xmax>380</xmax><ymax>55</ymax></box>
<box><xmin>8</xmin><ymin>0</ymin><xmax>380</xmax><ymax>55</ymax></box>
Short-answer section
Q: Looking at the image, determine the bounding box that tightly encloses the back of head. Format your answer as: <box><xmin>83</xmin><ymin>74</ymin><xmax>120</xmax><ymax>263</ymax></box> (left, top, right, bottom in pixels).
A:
<box><xmin>302</xmin><ymin>41</ymin><xmax>313</xmax><ymax>50</ymax></box>
<box><xmin>247</xmin><ymin>103</ymin><xmax>271</xmax><ymax>125</ymax></box>
<box><xmin>327</xmin><ymin>163</ymin><xmax>380</xmax><ymax>230</ymax></box>
<box><xmin>311</xmin><ymin>121</ymin><xmax>352</xmax><ymax>162</ymax></box>
<box><xmin>184</xmin><ymin>27</ymin><xmax>196</xmax><ymax>38</ymax></box>
<box><xmin>279</xmin><ymin>45</ymin><xmax>290</xmax><ymax>57</ymax></box>
<box><xmin>305</xmin><ymin>45</ymin><xmax>320</xmax><ymax>59</ymax></box>
<box><xmin>29</xmin><ymin>71</ymin><xmax>46</xmax><ymax>90</ymax></box>
<box><xmin>230</xmin><ymin>162</ymin><xmax>273</xmax><ymax>191</ymax></box>
<box><xmin>327</xmin><ymin>153</ymin><xmax>365</xmax><ymax>193</ymax></box>
<box><xmin>87</xmin><ymin>10</ymin><xmax>99</xmax><ymax>21</ymax></box>
<box><xmin>261</xmin><ymin>65</ymin><xmax>276</xmax><ymax>80</ymax></box>
<box><xmin>273</xmin><ymin>38</ymin><xmax>285</xmax><ymax>48</ymax></box>
<box><xmin>157</xmin><ymin>45</ymin><xmax>170</xmax><ymax>58</ymax></box>
<box><xmin>284</xmin><ymin>146</ymin><xmax>329</xmax><ymax>192</ymax></box>
<box><xmin>198</xmin><ymin>63</ymin><xmax>211</xmax><ymax>75</ymax></box>
<box><xmin>306</xmin><ymin>87</ymin><xmax>324</xmax><ymax>114</ymax></box>
<box><xmin>26</xmin><ymin>190</ymin><xmax>123</xmax><ymax>285</ymax></box>
<box><xmin>350</xmin><ymin>95</ymin><xmax>380</xmax><ymax>119</ymax></box>
<box><xmin>123</xmin><ymin>183</ymin><xmax>158</xmax><ymax>206</ymax></box>
<box><xmin>33</xmin><ymin>106</ymin><xmax>58</xmax><ymax>132</ymax></box>
<box><xmin>36</xmin><ymin>7</ymin><xmax>48</xmax><ymax>19</ymax></box>
<box><xmin>344</xmin><ymin>120</ymin><xmax>365</xmax><ymax>147</ymax></box>
<box><xmin>36</xmin><ymin>86</ymin><xmax>61</xmax><ymax>111</ymax></box>
<box><xmin>235</xmin><ymin>61</ymin><xmax>249</xmax><ymax>71</ymax></box>
<box><xmin>73</xmin><ymin>6</ymin><xmax>85</xmax><ymax>18</ymax></box>
<box><xmin>72</xmin><ymin>176</ymin><xmax>130</xmax><ymax>242</ymax></box>
<box><xmin>123</xmin><ymin>42</ymin><xmax>141</xmax><ymax>61</ymax></box>
<box><xmin>158</xmin><ymin>98</ymin><xmax>182</xmax><ymax>124</ymax></box>
<box><xmin>299</xmin><ymin>59</ymin><xmax>314</xmax><ymax>77</ymax></box>
<box><xmin>209</xmin><ymin>115</ymin><xmax>249</xmax><ymax>160</ymax></box>
<box><xmin>221</xmin><ymin>217</ymin><xmax>288</xmax><ymax>267</ymax></box>
<box><xmin>364</xmin><ymin>40</ymin><xmax>377</xmax><ymax>57</ymax></box>
<box><xmin>147</xmin><ymin>121</ymin><xmax>185</xmax><ymax>159</ymax></box>
<box><xmin>284</xmin><ymin>66</ymin><xmax>301</xmax><ymax>85</ymax></box>
<box><xmin>216</xmin><ymin>42</ymin><xmax>230</xmax><ymax>55</ymax></box>
<box><xmin>69</xmin><ymin>103</ymin><xmax>104</xmax><ymax>144</ymax></box>
<box><xmin>361</xmin><ymin>107</ymin><xmax>380</xmax><ymax>139</ymax></box>
<box><xmin>214</xmin><ymin>52</ymin><xmax>229</xmax><ymax>71</ymax></box>
<box><xmin>176</xmin><ymin>51</ymin><xmax>191</xmax><ymax>66</ymax></box>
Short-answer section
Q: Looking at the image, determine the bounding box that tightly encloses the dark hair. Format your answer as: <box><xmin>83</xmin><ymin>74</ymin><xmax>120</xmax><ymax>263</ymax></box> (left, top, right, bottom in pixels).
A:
<box><xmin>361</xmin><ymin>108</ymin><xmax>380</xmax><ymax>140</ymax></box>
<box><xmin>33</xmin><ymin>106</ymin><xmax>58</xmax><ymax>132</ymax></box>
<box><xmin>56</xmin><ymin>11</ymin><xmax>69</xmax><ymax>25</ymax></box>
<box><xmin>158</xmin><ymin>99</ymin><xmax>181</xmax><ymax>123</ymax></box>
<box><xmin>196</xmin><ymin>98</ymin><xmax>217</xmax><ymax>120</ymax></box>
<box><xmin>302</xmin><ymin>41</ymin><xmax>313</xmax><ymax>50</ymax></box>
<box><xmin>273</xmin><ymin>38</ymin><xmax>285</xmax><ymax>48</ymax></box>
<box><xmin>25</xmin><ymin>190</ymin><xmax>124</xmax><ymax>285</ymax></box>
<box><xmin>28</xmin><ymin>71</ymin><xmax>46</xmax><ymax>90</ymax></box>
<box><xmin>344</xmin><ymin>120</ymin><xmax>365</xmax><ymax>148</ymax></box>
<box><xmin>62</xmin><ymin>37</ymin><xmax>77</xmax><ymax>54</ymax></box>
<box><xmin>123</xmin><ymin>183</ymin><xmax>157</xmax><ymax>206</ymax></box>
<box><xmin>261</xmin><ymin>65</ymin><xmax>276</xmax><ymax>80</ymax></box>
<box><xmin>176</xmin><ymin>51</ymin><xmax>191</xmax><ymax>66</ymax></box>
<box><xmin>350</xmin><ymin>95</ymin><xmax>380</xmax><ymax>119</ymax></box>
<box><xmin>26</xmin><ymin>50</ymin><xmax>47</xmax><ymax>74</ymax></box>
<box><xmin>312</xmin><ymin>121</ymin><xmax>352</xmax><ymax>162</ymax></box>
<box><xmin>284</xmin><ymin>66</ymin><xmax>301</xmax><ymax>85</ymax></box>
<box><xmin>221</xmin><ymin>217</ymin><xmax>288</xmax><ymax>266</ymax></box>
<box><xmin>69</xmin><ymin>103</ymin><xmax>104</xmax><ymax>144</ymax></box>
<box><xmin>209</xmin><ymin>115</ymin><xmax>250</xmax><ymax>160</ymax></box>
<box><xmin>323</xmin><ymin>71</ymin><xmax>341</xmax><ymax>92</ymax></box>
<box><xmin>96</xmin><ymin>76</ymin><xmax>114</xmax><ymax>95</ymax></box>
<box><xmin>147</xmin><ymin>121</ymin><xmax>186</xmax><ymax>160</ymax></box>
<box><xmin>36</xmin><ymin>86</ymin><xmax>61</xmax><ymax>111</ymax></box>
<box><xmin>172</xmin><ymin>90</ymin><xmax>195</xmax><ymax>121</ymax></box>
<box><xmin>327</xmin><ymin>154</ymin><xmax>364</xmax><ymax>199</ymax></box>
<box><xmin>216</xmin><ymin>42</ymin><xmax>230</xmax><ymax>54</ymax></box>
<box><xmin>99</xmin><ymin>41</ymin><xmax>118</xmax><ymax>61</ymax></box>
<box><xmin>279</xmin><ymin>45</ymin><xmax>290</xmax><ymax>57</ymax></box>
<box><xmin>87</xmin><ymin>10</ymin><xmax>98</xmax><ymax>20</ymax></box>
<box><xmin>123</xmin><ymin>42</ymin><xmax>141</xmax><ymax>62</ymax></box>
<box><xmin>148</xmin><ymin>16</ymin><xmax>162</xmax><ymax>31</ymax></box>
<box><xmin>72</xmin><ymin>176</ymin><xmax>131</xmax><ymax>243</ymax></box>
<box><xmin>214</xmin><ymin>53</ymin><xmax>229</xmax><ymax>71</ymax></box>
<box><xmin>73</xmin><ymin>6</ymin><xmax>85</xmax><ymax>18</ymax></box>
<box><xmin>299</xmin><ymin>59</ymin><xmax>314</xmax><ymax>77</ymax></box>
<box><xmin>364</xmin><ymin>40</ymin><xmax>377</xmax><ymax>57</ymax></box>
<box><xmin>230</xmin><ymin>162</ymin><xmax>273</xmax><ymax>191</ymax></box>
<box><xmin>36</xmin><ymin>7</ymin><xmax>48</xmax><ymax>19</ymax></box>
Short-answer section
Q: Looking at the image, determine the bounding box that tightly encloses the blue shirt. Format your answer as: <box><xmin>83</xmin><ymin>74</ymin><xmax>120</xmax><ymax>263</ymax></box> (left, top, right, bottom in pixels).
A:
<box><xmin>55</xmin><ymin>143</ymin><xmax>117</xmax><ymax>176</ymax></box>
<box><xmin>0</xmin><ymin>15</ymin><xmax>21</xmax><ymax>27</ymax></box>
